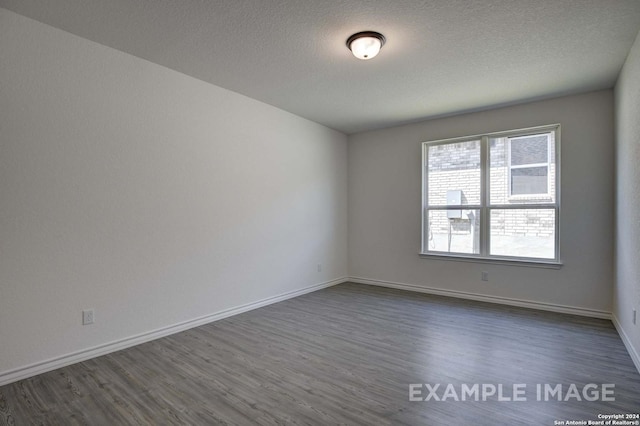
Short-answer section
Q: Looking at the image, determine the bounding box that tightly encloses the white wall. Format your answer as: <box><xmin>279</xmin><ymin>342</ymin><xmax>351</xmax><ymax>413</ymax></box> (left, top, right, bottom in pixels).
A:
<box><xmin>0</xmin><ymin>8</ymin><xmax>347</xmax><ymax>379</ymax></box>
<box><xmin>614</xmin><ymin>29</ymin><xmax>640</xmax><ymax>368</ymax></box>
<box><xmin>349</xmin><ymin>91</ymin><xmax>614</xmax><ymax>314</ymax></box>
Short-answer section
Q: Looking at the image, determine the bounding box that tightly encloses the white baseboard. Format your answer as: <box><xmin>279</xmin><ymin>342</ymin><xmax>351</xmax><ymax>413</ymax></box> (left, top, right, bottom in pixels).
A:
<box><xmin>612</xmin><ymin>314</ymin><xmax>640</xmax><ymax>374</ymax></box>
<box><xmin>0</xmin><ymin>277</ymin><xmax>348</xmax><ymax>387</ymax></box>
<box><xmin>349</xmin><ymin>276</ymin><xmax>612</xmax><ymax>319</ymax></box>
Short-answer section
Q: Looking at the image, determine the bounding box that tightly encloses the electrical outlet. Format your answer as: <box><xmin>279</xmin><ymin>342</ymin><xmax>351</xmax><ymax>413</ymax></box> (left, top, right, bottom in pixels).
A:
<box><xmin>633</xmin><ymin>309</ymin><xmax>637</xmax><ymax>325</ymax></box>
<box><xmin>317</xmin><ymin>264</ymin><xmax>322</xmax><ymax>272</ymax></box>
<box><xmin>481</xmin><ymin>271</ymin><xmax>489</xmax><ymax>281</ymax></box>
<box><xmin>82</xmin><ymin>309</ymin><xmax>94</xmax><ymax>325</ymax></box>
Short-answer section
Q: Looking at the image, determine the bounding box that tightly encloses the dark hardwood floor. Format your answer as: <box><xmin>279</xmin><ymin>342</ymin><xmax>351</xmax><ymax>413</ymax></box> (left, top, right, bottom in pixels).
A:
<box><xmin>1</xmin><ymin>282</ymin><xmax>639</xmax><ymax>425</ymax></box>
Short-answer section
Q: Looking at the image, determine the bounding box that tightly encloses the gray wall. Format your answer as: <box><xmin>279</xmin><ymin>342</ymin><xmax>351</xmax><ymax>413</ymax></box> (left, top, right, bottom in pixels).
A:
<box><xmin>348</xmin><ymin>91</ymin><xmax>614</xmax><ymax>313</ymax></box>
<box><xmin>0</xmin><ymin>9</ymin><xmax>348</xmax><ymax>377</ymax></box>
<box><xmin>614</xmin><ymin>29</ymin><xmax>640</xmax><ymax>367</ymax></box>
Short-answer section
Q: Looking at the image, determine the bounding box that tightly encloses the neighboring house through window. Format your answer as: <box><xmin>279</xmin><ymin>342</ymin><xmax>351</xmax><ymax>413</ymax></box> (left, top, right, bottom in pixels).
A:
<box><xmin>508</xmin><ymin>133</ymin><xmax>551</xmax><ymax>197</ymax></box>
<box><xmin>421</xmin><ymin>124</ymin><xmax>560</xmax><ymax>264</ymax></box>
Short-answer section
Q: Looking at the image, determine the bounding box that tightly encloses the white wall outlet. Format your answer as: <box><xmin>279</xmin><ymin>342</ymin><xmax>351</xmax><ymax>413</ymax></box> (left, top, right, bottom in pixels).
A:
<box><xmin>317</xmin><ymin>264</ymin><xmax>322</xmax><ymax>272</ymax></box>
<box><xmin>481</xmin><ymin>271</ymin><xmax>489</xmax><ymax>281</ymax></box>
<box><xmin>82</xmin><ymin>309</ymin><xmax>95</xmax><ymax>325</ymax></box>
<box><xmin>633</xmin><ymin>309</ymin><xmax>637</xmax><ymax>325</ymax></box>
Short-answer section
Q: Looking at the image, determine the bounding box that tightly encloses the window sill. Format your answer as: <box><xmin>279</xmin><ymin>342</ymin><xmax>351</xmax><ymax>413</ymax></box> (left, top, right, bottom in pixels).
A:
<box><xmin>418</xmin><ymin>252</ymin><xmax>563</xmax><ymax>269</ymax></box>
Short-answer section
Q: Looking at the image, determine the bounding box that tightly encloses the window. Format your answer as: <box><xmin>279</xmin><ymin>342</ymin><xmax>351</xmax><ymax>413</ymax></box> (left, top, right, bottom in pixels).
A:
<box><xmin>421</xmin><ymin>125</ymin><xmax>560</xmax><ymax>264</ymax></box>
<box><xmin>508</xmin><ymin>134</ymin><xmax>550</xmax><ymax>196</ymax></box>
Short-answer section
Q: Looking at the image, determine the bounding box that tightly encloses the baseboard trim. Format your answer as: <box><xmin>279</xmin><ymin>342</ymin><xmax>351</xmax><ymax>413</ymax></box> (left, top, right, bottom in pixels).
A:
<box><xmin>349</xmin><ymin>276</ymin><xmax>612</xmax><ymax>319</ymax></box>
<box><xmin>612</xmin><ymin>314</ymin><xmax>640</xmax><ymax>374</ymax></box>
<box><xmin>0</xmin><ymin>277</ymin><xmax>348</xmax><ymax>387</ymax></box>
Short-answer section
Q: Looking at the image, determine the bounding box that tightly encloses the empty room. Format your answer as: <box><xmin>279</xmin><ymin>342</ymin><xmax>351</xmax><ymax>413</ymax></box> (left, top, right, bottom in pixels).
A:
<box><xmin>1</xmin><ymin>0</ymin><xmax>640</xmax><ymax>424</ymax></box>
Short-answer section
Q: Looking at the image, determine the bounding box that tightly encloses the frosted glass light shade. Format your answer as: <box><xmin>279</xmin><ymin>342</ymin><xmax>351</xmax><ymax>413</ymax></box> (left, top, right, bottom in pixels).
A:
<box><xmin>350</xmin><ymin>36</ymin><xmax>381</xmax><ymax>60</ymax></box>
<box><xmin>347</xmin><ymin>31</ymin><xmax>386</xmax><ymax>60</ymax></box>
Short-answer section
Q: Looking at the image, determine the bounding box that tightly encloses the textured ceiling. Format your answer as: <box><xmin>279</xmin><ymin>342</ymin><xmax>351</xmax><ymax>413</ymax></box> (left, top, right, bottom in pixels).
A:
<box><xmin>2</xmin><ymin>1</ymin><xmax>640</xmax><ymax>134</ymax></box>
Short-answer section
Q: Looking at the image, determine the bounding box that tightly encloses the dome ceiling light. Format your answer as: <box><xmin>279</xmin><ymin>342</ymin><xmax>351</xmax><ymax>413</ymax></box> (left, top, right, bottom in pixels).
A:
<box><xmin>346</xmin><ymin>31</ymin><xmax>386</xmax><ymax>60</ymax></box>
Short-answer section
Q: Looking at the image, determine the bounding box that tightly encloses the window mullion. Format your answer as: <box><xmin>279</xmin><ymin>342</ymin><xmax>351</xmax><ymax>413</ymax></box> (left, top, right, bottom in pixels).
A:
<box><xmin>480</xmin><ymin>136</ymin><xmax>489</xmax><ymax>257</ymax></box>
<box><xmin>422</xmin><ymin>143</ymin><xmax>428</xmax><ymax>252</ymax></box>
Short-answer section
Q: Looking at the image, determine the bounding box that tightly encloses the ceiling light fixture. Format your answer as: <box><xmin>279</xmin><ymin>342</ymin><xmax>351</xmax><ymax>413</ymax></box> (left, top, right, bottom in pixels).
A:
<box><xmin>346</xmin><ymin>31</ymin><xmax>386</xmax><ymax>60</ymax></box>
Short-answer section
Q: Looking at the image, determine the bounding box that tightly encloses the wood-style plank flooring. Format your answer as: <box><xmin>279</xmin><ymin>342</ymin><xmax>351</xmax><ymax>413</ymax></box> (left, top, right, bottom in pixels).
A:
<box><xmin>1</xmin><ymin>283</ymin><xmax>639</xmax><ymax>425</ymax></box>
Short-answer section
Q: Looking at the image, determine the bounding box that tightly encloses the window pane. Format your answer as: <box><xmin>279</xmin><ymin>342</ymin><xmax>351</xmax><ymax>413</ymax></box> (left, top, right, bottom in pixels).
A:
<box><xmin>510</xmin><ymin>134</ymin><xmax>548</xmax><ymax>165</ymax></box>
<box><xmin>490</xmin><ymin>133</ymin><xmax>556</xmax><ymax>204</ymax></box>
<box><xmin>490</xmin><ymin>209</ymin><xmax>555</xmax><ymax>259</ymax></box>
<box><xmin>426</xmin><ymin>209</ymin><xmax>480</xmax><ymax>254</ymax></box>
<box><xmin>427</xmin><ymin>140</ymin><xmax>480</xmax><ymax>206</ymax></box>
<box><xmin>511</xmin><ymin>167</ymin><xmax>548</xmax><ymax>195</ymax></box>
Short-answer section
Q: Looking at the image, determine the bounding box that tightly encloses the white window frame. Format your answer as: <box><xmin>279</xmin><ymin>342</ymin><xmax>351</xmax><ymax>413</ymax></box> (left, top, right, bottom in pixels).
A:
<box><xmin>507</xmin><ymin>134</ymin><xmax>551</xmax><ymax>198</ymax></box>
<box><xmin>420</xmin><ymin>124</ymin><xmax>561</xmax><ymax>267</ymax></box>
